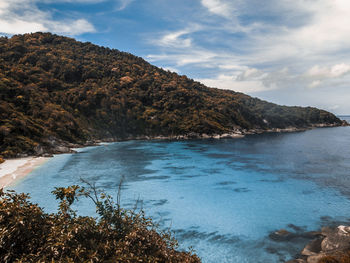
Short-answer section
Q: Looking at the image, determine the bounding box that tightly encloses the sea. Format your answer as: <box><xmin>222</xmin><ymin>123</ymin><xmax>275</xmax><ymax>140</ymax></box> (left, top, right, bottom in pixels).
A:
<box><xmin>10</xmin><ymin>116</ymin><xmax>350</xmax><ymax>263</ymax></box>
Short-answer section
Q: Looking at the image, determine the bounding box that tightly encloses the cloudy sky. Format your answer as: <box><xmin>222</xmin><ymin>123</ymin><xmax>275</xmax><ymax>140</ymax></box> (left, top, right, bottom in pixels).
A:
<box><xmin>1</xmin><ymin>0</ymin><xmax>350</xmax><ymax>114</ymax></box>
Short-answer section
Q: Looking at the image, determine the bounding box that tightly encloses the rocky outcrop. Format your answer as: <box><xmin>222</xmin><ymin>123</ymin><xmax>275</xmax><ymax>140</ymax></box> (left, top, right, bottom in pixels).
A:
<box><xmin>287</xmin><ymin>226</ymin><xmax>350</xmax><ymax>263</ymax></box>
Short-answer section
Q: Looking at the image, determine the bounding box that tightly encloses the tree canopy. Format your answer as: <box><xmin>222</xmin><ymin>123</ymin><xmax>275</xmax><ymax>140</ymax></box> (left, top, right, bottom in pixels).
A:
<box><xmin>0</xmin><ymin>32</ymin><xmax>343</xmax><ymax>157</ymax></box>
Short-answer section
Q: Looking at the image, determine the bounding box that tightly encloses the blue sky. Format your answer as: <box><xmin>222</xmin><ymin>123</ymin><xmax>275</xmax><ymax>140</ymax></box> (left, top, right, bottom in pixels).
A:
<box><xmin>1</xmin><ymin>0</ymin><xmax>350</xmax><ymax>114</ymax></box>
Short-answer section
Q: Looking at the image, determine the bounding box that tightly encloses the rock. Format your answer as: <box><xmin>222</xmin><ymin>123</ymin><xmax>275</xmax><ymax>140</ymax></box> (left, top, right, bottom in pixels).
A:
<box><xmin>269</xmin><ymin>229</ymin><xmax>294</xmax><ymax>241</ymax></box>
<box><xmin>276</xmin><ymin>229</ymin><xmax>291</xmax><ymax>236</ymax></box>
<box><xmin>34</xmin><ymin>144</ymin><xmax>44</xmax><ymax>155</ymax></box>
<box><xmin>67</xmin><ymin>143</ymin><xmax>81</xmax><ymax>148</ymax></box>
<box><xmin>17</xmin><ymin>153</ymin><xmax>28</xmax><ymax>158</ymax></box>
<box><xmin>337</xmin><ymin>225</ymin><xmax>350</xmax><ymax>235</ymax></box>
<box><xmin>342</xmin><ymin>120</ymin><xmax>349</xmax><ymax>126</ymax></box>
<box><xmin>321</xmin><ymin>226</ymin><xmax>350</xmax><ymax>252</ymax></box>
<box><xmin>307</xmin><ymin>253</ymin><xmax>326</xmax><ymax>263</ymax></box>
<box><xmin>42</xmin><ymin>153</ymin><xmax>53</xmax><ymax>157</ymax></box>
<box><xmin>54</xmin><ymin>146</ymin><xmax>70</xmax><ymax>153</ymax></box>
<box><xmin>187</xmin><ymin>132</ymin><xmax>199</xmax><ymax>139</ymax></box>
<box><xmin>46</xmin><ymin>136</ymin><xmax>58</xmax><ymax>146</ymax></box>
<box><xmin>302</xmin><ymin>237</ymin><xmax>323</xmax><ymax>256</ymax></box>
<box><xmin>201</xmin><ymin>134</ymin><xmax>211</xmax><ymax>139</ymax></box>
<box><xmin>286</xmin><ymin>259</ymin><xmax>307</xmax><ymax>263</ymax></box>
<box><xmin>84</xmin><ymin>141</ymin><xmax>96</xmax><ymax>146</ymax></box>
<box><xmin>292</xmin><ymin>225</ymin><xmax>350</xmax><ymax>263</ymax></box>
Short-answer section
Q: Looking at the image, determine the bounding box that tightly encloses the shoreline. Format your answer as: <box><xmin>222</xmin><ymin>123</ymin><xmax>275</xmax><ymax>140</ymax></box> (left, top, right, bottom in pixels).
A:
<box><xmin>92</xmin><ymin>122</ymin><xmax>348</xmax><ymax>142</ymax></box>
<box><xmin>1</xmin><ymin>123</ymin><xmax>347</xmax><ymax>188</ymax></box>
<box><xmin>4</xmin><ymin>122</ymin><xmax>349</xmax><ymax>159</ymax></box>
<box><xmin>0</xmin><ymin>157</ymin><xmax>50</xmax><ymax>188</ymax></box>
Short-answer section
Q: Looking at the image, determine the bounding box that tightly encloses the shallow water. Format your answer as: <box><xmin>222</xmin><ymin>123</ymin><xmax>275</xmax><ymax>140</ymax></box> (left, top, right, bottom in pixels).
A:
<box><xmin>11</xmin><ymin>118</ymin><xmax>350</xmax><ymax>262</ymax></box>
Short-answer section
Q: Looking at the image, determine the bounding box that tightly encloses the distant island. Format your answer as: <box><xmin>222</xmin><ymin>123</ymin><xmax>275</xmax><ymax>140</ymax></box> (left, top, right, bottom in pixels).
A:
<box><xmin>0</xmin><ymin>32</ymin><xmax>347</xmax><ymax>158</ymax></box>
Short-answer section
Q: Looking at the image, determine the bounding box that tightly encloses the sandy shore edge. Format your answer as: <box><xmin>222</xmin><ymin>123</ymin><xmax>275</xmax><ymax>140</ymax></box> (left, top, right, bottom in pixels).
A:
<box><xmin>0</xmin><ymin>157</ymin><xmax>50</xmax><ymax>188</ymax></box>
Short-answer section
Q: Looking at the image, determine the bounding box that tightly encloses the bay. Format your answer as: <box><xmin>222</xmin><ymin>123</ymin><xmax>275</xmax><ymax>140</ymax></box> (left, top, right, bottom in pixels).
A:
<box><xmin>11</xmin><ymin>117</ymin><xmax>350</xmax><ymax>262</ymax></box>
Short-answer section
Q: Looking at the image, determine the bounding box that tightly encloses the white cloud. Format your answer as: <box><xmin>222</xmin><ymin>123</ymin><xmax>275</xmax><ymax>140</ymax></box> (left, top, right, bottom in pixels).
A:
<box><xmin>0</xmin><ymin>0</ymin><xmax>96</xmax><ymax>36</ymax></box>
<box><xmin>307</xmin><ymin>64</ymin><xmax>350</xmax><ymax>79</ymax></box>
<box><xmin>158</xmin><ymin>30</ymin><xmax>193</xmax><ymax>48</ymax></box>
<box><xmin>250</xmin><ymin>0</ymin><xmax>350</xmax><ymax>64</ymax></box>
<box><xmin>48</xmin><ymin>18</ymin><xmax>95</xmax><ymax>35</ymax></box>
<box><xmin>236</xmin><ymin>68</ymin><xmax>266</xmax><ymax>81</ymax></box>
<box><xmin>292</xmin><ymin>0</ymin><xmax>350</xmax><ymax>52</ymax></box>
<box><xmin>42</xmin><ymin>0</ymin><xmax>133</xmax><ymax>11</ymax></box>
<box><xmin>303</xmin><ymin>63</ymin><xmax>350</xmax><ymax>89</ymax></box>
<box><xmin>115</xmin><ymin>0</ymin><xmax>134</xmax><ymax>11</ymax></box>
<box><xmin>0</xmin><ymin>19</ymin><xmax>46</xmax><ymax>34</ymax></box>
<box><xmin>147</xmin><ymin>49</ymin><xmax>218</xmax><ymax>67</ymax></box>
<box><xmin>152</xmin><ymin>24</ymin><xmax>203</xmax><ymax>49</ymax></box>
<box><xmin>329</xmin><ymin>105</ymin><xmax>340</xmax><ymax>110</ymax></box>
<box><xmin>197</xmin><ymin>74</ymin><xmax>270</xmax><ymax>93</ymax></box>
<box><xmin>200</xmin><ymin>0</ymin><xmax>234</xmax><ymax>18</ymax></box>
<box><xmin>308</xmin><ymin>80</ymin><xmax>321</xmax><ymax>89</ymax></box>
<box><xmin>41</xmin><ymin>0</ymin><xmax>105</xmax><ymax>2</ymax></box>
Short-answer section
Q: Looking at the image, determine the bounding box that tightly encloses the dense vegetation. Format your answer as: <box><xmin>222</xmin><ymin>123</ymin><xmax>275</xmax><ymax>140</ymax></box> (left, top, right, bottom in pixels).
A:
<box><xmin>0</xmin><ymin>184</ymin><xmax>200</xmax><ymax>263</ymax></box>
<box><xmin>0</xmin><ymin>32</ymin><xmax>343</xmax><ymax>157</ymax></box>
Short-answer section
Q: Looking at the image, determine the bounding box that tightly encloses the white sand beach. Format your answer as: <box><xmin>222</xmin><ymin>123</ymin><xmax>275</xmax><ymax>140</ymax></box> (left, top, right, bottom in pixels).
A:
<box><xmin>0</xmin><ymin>157</ymin><xmax>50</xmax><ymax>188</ymax></box>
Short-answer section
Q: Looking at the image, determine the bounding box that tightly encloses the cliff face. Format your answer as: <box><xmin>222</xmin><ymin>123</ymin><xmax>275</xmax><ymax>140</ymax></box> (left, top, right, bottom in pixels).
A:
<box><xmin>0</xmin><ymin>32</ymin><xmax>343</xmax><ymax>157</ymax></box>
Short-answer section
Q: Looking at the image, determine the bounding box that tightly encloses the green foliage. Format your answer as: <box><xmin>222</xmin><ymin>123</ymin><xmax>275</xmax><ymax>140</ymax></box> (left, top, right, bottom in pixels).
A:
<box><xmin>0</xmin><ymin>32</ymin><xmax>343</xmax><ymax>157</ymax></box>
<box><xmin>0</xmin><ymin>184</ymin><xmax>200</xmax><ymax>263</ymax></box>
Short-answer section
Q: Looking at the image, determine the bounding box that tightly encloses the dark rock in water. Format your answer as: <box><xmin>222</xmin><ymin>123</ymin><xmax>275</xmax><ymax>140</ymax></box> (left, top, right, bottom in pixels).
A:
<box><xmin>269</xmin><ymin>229</ymin><xmax>293</xmax><ymax>241</ymax></box>
<box><xmin>288</xmin><ymin>224</ymin><xmax>307</xmax><ymax>232</ymax></box>
<box><xmin>269</xmin><ymin>228</ymin><xmax>319</xmax><ymax>242</ymax></box>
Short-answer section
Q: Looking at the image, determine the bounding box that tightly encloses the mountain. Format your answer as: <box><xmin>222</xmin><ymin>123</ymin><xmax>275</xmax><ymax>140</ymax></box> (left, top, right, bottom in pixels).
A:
<box><xmin>0</xmin><ymin>32</ymin><xmax>344</xmax><ymax>158</ymax></box>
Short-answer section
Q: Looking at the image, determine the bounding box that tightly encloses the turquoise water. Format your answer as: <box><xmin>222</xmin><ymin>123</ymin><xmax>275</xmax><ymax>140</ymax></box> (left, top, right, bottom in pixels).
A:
<box><xmin>11</xmin><ymin>119</ymin><xmax>350</xmax><ymax>262</ymax></box>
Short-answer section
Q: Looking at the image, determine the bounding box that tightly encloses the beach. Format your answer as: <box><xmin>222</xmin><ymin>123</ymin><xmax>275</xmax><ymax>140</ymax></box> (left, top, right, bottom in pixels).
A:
<box><xmin>0</xmin><ymin>157</ymin><xmax>50</xmax><ymax>188</ymax></box>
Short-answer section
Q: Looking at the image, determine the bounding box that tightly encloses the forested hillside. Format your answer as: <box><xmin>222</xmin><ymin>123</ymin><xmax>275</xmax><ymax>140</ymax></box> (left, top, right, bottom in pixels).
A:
<box><xmin>0</xmin><ymin>32</ymin><xmax>343</xmax><ymax>157</ymax></box>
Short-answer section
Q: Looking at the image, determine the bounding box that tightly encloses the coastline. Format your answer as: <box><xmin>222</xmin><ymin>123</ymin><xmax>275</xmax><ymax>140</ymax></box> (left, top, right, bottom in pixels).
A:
<box><xmin>0</xmin><ymin>157</ymin><xmax>50</xmax><ymax>188</ymax></box>
<box><xmin>94</xmin><ymin>122</ymin><xmax>348</xmax><ymax>142</ymax></box>
<box><xmin>1</xmin><ymin>122</ymin><xmax>347</xmax><ymax>188</ymax></box>
<box><xmin>5</xmin><ymin>122</ymin><xmax>349</xmax><ymax>159</ymax></box>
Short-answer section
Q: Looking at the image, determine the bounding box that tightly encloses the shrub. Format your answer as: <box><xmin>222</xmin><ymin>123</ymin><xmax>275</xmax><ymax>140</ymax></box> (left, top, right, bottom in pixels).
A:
<box><xmin>0</xmin><ymin>184</ymin><xmax>200</xmax><ymax>263</ymax></box>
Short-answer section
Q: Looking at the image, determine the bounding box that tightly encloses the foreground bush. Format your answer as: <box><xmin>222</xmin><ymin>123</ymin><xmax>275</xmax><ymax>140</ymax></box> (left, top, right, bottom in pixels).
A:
<box><xmin>0</xmin><ymin>185</ymin><xmax>200</xmax><ymax>263</ymax></box>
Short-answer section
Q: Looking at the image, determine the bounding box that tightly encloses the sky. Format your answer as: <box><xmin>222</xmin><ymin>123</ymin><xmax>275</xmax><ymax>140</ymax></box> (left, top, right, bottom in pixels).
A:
<box><xmin>1</xmin><ymin>0</ymin><xmax>350</xmax><ymax>114</ymax></box>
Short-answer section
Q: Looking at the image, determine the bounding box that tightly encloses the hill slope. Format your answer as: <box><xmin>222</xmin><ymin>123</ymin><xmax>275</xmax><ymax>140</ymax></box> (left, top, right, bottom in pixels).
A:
<box><xmin>0</xmin><ymin>32</ymin><xmax>344</xmax><ymax>157</ymax></box>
